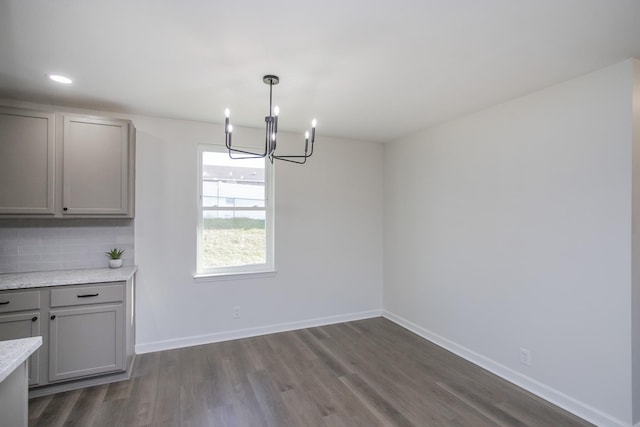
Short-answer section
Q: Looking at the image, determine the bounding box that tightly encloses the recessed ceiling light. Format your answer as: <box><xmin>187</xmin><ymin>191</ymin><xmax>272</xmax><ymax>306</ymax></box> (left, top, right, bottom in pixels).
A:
<box><xmin>47</xmin><ymin>74</ymin><xmax>73</xmax><ymax>84</ymax></box>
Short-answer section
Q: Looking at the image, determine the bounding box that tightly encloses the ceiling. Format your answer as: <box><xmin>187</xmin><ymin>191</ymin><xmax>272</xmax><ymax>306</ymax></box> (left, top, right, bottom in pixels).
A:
<box><xmin>1</xmin><ymin>1</ymin><xmax>640</xmax><ymax>143</ymax></box>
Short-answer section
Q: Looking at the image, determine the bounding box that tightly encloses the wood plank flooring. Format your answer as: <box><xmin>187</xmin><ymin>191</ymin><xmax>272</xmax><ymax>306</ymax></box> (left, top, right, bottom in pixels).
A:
<box><xmin>28</xmin><ymin>317</ymin><xmax>593</xmax><ymax>426</ymax></box>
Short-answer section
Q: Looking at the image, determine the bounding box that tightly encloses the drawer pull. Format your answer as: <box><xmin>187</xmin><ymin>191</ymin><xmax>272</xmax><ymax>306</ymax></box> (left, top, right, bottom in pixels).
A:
<box><xmin>50</xmin><ymin>315</ymin><xmax>56</xmax><ymax>320</ymax></box>
<box><xmin>32</xmin><ymin>316</ymin><xmax>38</xmax><ymax>322</ymax></box>
<box><xmin>77</xmin><ymin>293</ymin><xmax>99</xmax><ymax>298</ymax></box>
<box><xmin>0</xmin><ymin>301</ymin><xmax>9</xmax><ymax>305</ymax></box>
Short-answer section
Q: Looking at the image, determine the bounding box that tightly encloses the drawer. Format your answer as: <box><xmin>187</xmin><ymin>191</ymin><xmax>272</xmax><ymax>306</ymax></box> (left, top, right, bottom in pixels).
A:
<box><xmin>50</xmin><ymin>283</ymin><xmax>124</xmax><ymax>307</ymax></box>
<box><xmin>0</xmin><ymin>290</ymin><xmax>40</xmax><ymax>313</ymax></box>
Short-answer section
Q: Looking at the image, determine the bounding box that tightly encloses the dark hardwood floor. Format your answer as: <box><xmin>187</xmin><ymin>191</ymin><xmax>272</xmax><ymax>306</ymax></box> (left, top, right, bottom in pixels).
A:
<box><xmin>28</xmin><ymin>317</ymin><xmax>592</xmax><ymax>426</ymax></box>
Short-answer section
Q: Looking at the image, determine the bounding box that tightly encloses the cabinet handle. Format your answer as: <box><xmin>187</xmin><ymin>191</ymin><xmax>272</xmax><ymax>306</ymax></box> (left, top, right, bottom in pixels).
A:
<box><xmin>77</xmin><ymin>293</ymin><xmax>99</xmax><ymax>298</ymax></box>
<box><xmin>32</xmin><ymin>316</ymin><xmax>38</xmax><ymax>322</ymax></box>
<box><xmin>0</xmin><ymin>301</ymin><xmax>9</xmax><ymax>305</ymax></box>
<box><xmin>63</xmin><ymin>207</ymin><xmax>68</xmax><ymax>211</ymax></box>
<box><xmin>50</xmin><ymin>315</ymin><xmax>56</xmax><ymax>320</ymax></box>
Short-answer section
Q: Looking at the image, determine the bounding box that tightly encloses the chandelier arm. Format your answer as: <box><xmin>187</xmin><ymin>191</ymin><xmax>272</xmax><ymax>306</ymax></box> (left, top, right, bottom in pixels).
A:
<box><xmin>225</xmin><ymin>124</ymin><xmax>269</xmax><ymax>158</ymax></box>
<box><xmin>226</xmin><ymin>136</ymin><xmax>269</xmax><ymax>159</ymax></box>
<box><xmin>271</xmin><ymin>154</ymin><xmax>308</xmax><ymax>164</ymax></box>
<box><xmin>228</xmin><ymin>149</ymin><xmax>268</xmax><ymax>159</ymax></box>
<box><xmin>271</xmin><ymin>147</ymin><xmax>313</xmax><ymax>161</ymax></box>
<box><xmin>224</xmin><ymin>126</ymin><xmax>231</xmax><ymax>149</ymax></box>
<box><xmin>271</xmin><ymin>134</ymin><xmax>314</xmax><ymax>160</ymax></box>
<box><xmin>272</xmin><ymin>153</ymin><xmax>311</xmax><ymax>159</ymax></box>
<box><xmin>308</xmin><ymin>139</ymin><xmax>315</xmax><ymax>156</ymax></box>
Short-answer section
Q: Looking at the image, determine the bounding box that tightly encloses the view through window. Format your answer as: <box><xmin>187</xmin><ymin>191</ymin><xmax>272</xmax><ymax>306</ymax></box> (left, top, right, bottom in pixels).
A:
<box><xmin>198</xmin><ymin>147</ymin><xmax>273</xmax><ymax>274</ymax></box>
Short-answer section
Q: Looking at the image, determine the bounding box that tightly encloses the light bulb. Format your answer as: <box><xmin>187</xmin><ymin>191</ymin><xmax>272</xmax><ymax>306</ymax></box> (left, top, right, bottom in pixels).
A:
<box><xmin>274</xmin><ymin>106</ymin><xmax>280</xmax><ymax>116</ymax></box>
<box><xmin>228</xmin><ymin>124</ymin><xmax>233</xmax><ymax>133</ymax></box>
<box><xmin>305</xmin><ymin>131</ymin><xmax>310</xmax><ymax>140</ymax></box>
<box><xmin>225</xmin><ymin>108</ymin><xmax>230</xmax><ymax>118</ymax></box>
<box><xmin>271</xmin><ymin>132</ymin><xmax>276</xmax><ymax>141</ymax></box>
<box><xmin>311</xmin><ymin>118</ymin><xmax>317</xmax><ymax>128</ymax></box>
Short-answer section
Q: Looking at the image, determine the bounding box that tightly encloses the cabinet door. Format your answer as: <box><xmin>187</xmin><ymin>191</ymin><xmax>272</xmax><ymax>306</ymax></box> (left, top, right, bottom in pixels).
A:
<box><xmin>62</xmin><ymin>116</ymin><xmax>129</xmax><ymax>215</ymax></box>
<box><xmin>49</xmin><ymin>303</ymin><xmax>124</xmax><ymax>382</ymax></box>
<box><xmin>0</xmin><ymin>312</ymin><xmax>41</xmax><ymax>385</ymax></box>
<box><xmin>0</xmin><ymin>108</ymin><xmax>55</xmax><ymax>214</ymax></box>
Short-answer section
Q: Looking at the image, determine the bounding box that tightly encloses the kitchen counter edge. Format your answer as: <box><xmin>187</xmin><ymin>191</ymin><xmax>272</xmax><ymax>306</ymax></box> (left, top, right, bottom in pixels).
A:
<box><xmin>0</xmin><ymin>266</ymin><xmax>138</xmax><ymax>290</ymax></box>
<box><xmin>0</xmin><ymin>337</ymin><xmax>42</xmax><ymax>383</ymax></box>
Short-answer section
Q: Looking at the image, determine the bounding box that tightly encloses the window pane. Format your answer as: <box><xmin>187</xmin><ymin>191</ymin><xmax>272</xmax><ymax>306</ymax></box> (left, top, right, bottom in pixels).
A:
<box><xmin>202</xmin><ymin>210</ymin><xmax>266</xmax><ymax>268</ymax></box>
<box><xmin>198</xmin><ymin>147</ymin><xmax>273</xmax><ymax>275</ymax></box>
<box><xmin>202</xmin><ymin>152</ymin><xmax>265</xmax><ymax>208</ymax></box>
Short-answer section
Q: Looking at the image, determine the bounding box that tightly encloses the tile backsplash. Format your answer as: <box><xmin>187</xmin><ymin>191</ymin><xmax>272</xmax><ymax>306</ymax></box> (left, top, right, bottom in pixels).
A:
<box><xmin>0</xmin><ymin>219</ymin><xmax>134</xmax><ymax>273</ymax></box>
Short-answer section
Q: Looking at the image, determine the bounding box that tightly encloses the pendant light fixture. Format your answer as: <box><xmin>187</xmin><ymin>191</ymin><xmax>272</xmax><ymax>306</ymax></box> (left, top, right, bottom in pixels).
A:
<box><xmin>224</xmin><ymin>75</ymin><xmax>317</xmax><ymax>164</ymax></box>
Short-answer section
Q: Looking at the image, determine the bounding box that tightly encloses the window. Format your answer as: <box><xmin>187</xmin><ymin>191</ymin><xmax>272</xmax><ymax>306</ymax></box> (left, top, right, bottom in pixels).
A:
<box><xmin>197</xmin><ymin>145</ymin><xmax>274</xmax><ymax>276</ymax></box>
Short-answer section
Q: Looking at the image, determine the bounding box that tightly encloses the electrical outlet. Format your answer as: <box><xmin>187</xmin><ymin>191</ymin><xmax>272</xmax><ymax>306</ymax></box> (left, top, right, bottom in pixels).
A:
<box><xmin>519</xmin><ymin>348</ymin><xmax>532</xmax><ymax>366</ymax></box>
<box><xmin>233</xmin><ymin>305</ymin><xmax>240</xmax><ymax>319</ymax></box>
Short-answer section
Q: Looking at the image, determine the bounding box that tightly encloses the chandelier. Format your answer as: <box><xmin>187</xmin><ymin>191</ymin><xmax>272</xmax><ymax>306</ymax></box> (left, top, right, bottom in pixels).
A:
<box><xmin>224</xmin><ymin>75</ymin><xmax>317</xmax><ymax>164</ymax></box>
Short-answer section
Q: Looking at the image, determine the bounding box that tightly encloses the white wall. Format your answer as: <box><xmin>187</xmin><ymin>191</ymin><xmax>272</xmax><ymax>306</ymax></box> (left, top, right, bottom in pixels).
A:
<box><xmin>632</xmin><ymin>60</ymin><xmax>640</xmax><ymax>426</ymax></box>
<box><xmin>383</xmin><ymin>60</ymin><xmax>636</xmax><ymax>426</ymax></box>
<box><xmin>133</xmin><ymin>116</ymin><xmax>384</xmax><ymax>352</ymax></box>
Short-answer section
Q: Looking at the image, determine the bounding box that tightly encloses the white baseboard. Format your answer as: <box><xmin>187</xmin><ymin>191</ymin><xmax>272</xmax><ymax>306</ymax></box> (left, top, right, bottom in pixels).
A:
<box><xmin>135</xmin><ymin>309</ymin><xmax>383</xmax><ymax>354</ymax></box>
<box><xmin>383</xmin><ymin>310</ymin><xmax>631</xmax><ymax>427</ymax></box>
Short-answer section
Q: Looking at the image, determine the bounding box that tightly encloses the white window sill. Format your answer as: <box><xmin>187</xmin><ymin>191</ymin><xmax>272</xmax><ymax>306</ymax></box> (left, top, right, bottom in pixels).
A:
<box><xmin>193</xmin><ymin>270</ymin><xmax>277</xmax><ymax>283</ymax></box>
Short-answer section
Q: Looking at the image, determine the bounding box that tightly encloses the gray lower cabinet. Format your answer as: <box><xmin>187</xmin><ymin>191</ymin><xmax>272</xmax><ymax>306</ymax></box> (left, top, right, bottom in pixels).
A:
<box><xmin>49</xmin><ymin>303</ymin><xmax>124</xmax><ymax>382</ymax></box>
<box><xmin>0</xmin><ymin>312</ymin><xmax>41</xmax><ymax>386</ymax></box>
<box><xmin>48</xmin><ymin>282</ymin><xmax>127</xmax><ymax>383</ymax></box>
<box><xmin>0</xmin><ymin>290</ymin><xmax>42</xmax><ymax>386</ymax></box>
<box><xmin>0</xmin><ymin>278</ymin><xmax>134</xmax><ymax>393</ymax></box>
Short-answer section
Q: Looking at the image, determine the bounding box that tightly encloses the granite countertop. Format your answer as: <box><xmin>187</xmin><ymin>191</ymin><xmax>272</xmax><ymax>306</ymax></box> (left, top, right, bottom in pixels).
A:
<box><xmin>0</xmin><ymin>266</ymin><xmax>137</xmax><ymax>290</ymax></box>
<box><xmin>0</xmin><ymin>337</ymin><xmax>42</xmax><ymax>383</ymax></box>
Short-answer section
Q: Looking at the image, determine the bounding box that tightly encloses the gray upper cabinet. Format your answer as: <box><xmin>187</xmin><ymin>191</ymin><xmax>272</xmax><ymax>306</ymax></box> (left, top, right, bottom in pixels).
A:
<box><xmin>0</xmin><ymin>107</ymin><xmax>135</xmax><ymax>218</ymax></box>
<box><xmin>0</xmin><ymin>107</ymin><xmax>55</xmax><ymax>215</ymax></box>
<box><xmin>63</xmin><ymin>116</ymin><xmax>132</xmax><ymax>216</ymax></box>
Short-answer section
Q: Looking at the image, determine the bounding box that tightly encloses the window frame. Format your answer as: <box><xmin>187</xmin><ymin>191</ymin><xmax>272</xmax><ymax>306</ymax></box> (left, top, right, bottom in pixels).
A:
<box><xmin>196</xmin><ymin>144</ymin><xmax>275</xmax><ymax>278</ymax></box>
